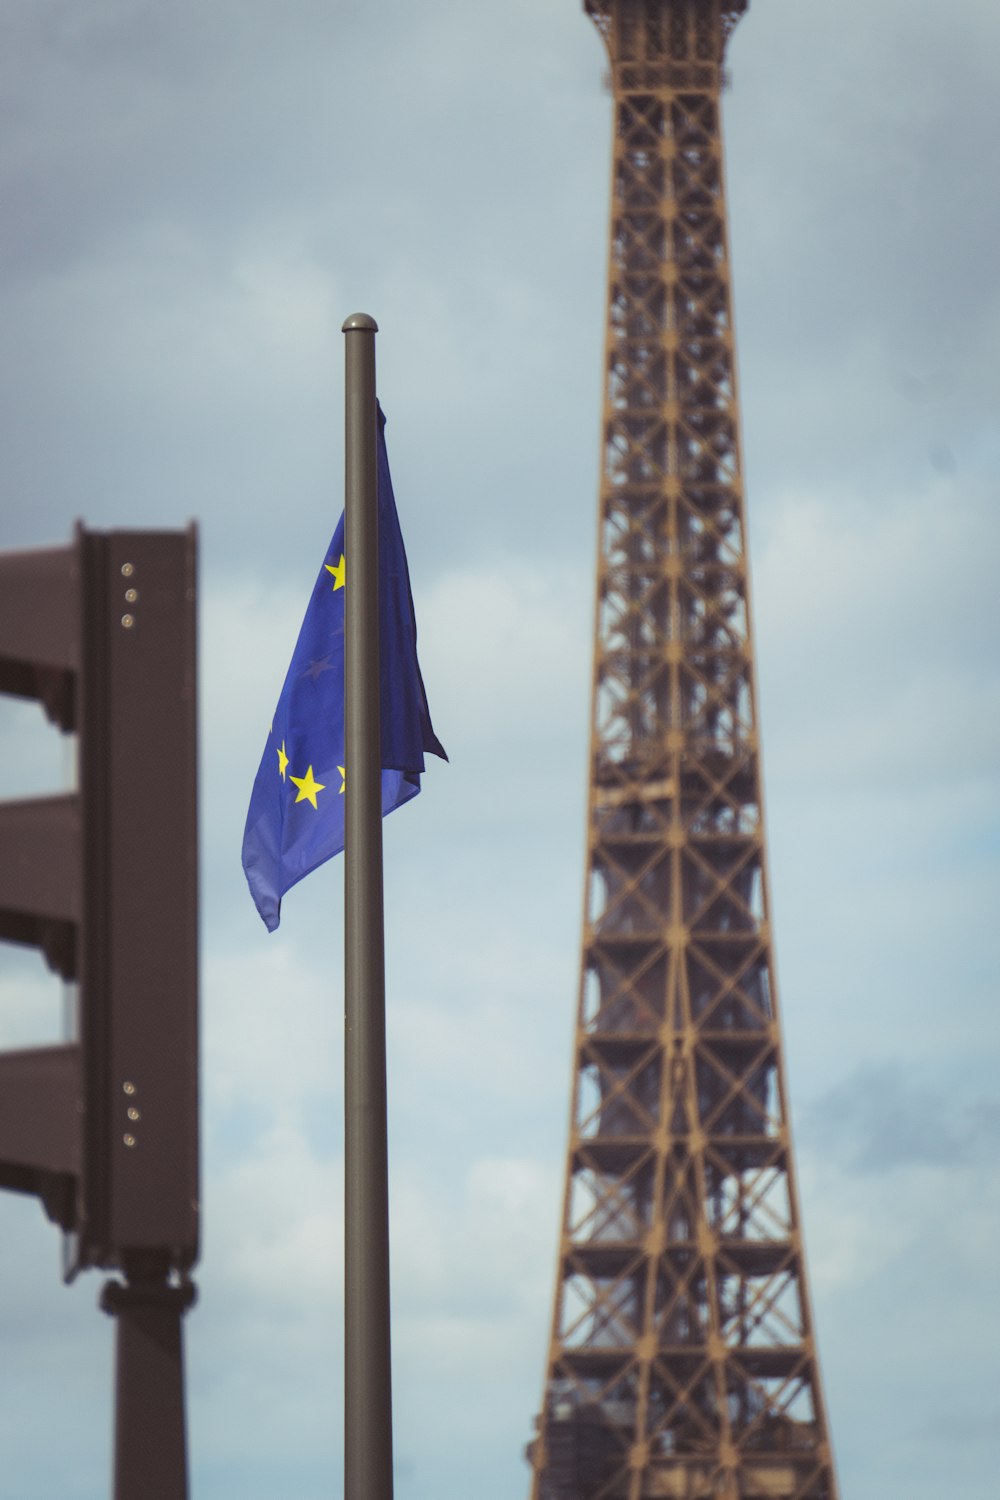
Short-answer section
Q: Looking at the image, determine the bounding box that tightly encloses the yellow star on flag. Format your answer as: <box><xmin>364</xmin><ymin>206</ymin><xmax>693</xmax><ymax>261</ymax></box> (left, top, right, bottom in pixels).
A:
<box><xmin>277</xmin><ymin>740</ymin><xmax>289</xmax><ymax>780</ymax></box>
<box><xmin>324</xmin><ymin>554</ymin><xmax>346</xmax><ymax>591</ymax></box>
<box><xmin>290</xmin><ymin>765</ymin><xmax>325</xmax><ymax>809</ymax></box>
<box><xmin>338</xmin><ymin>765</ymin><xmax>346</xmax><ymax>794</ymax></box>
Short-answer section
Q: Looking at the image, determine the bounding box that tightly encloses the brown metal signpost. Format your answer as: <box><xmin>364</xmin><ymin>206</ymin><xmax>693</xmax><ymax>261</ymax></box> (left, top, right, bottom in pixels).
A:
<box><xmin>0</xmin><ymin>526</ymin><xmax>199</xmax><ymax>1500</ymax></box>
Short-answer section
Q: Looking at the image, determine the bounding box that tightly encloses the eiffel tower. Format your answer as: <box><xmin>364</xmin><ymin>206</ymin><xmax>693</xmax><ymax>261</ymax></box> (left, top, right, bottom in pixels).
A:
<box><xmin>527</xmin><ymin>4</ymin><xmax>839</xmax><ymax>1498</ymax></box>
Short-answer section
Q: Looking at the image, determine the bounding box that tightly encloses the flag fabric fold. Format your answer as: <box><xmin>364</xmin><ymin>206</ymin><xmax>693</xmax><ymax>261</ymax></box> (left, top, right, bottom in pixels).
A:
<box><xmin>242</xmin><ymin>405</ymin><xmax>446</xmax><ymax>931</ymax></box>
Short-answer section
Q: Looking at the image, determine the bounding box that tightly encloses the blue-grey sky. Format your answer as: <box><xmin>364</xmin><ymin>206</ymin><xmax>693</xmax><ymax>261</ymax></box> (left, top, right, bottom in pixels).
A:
<box><xmin>1</xmin><ymin>2</ymin><xmax>998</xmax><ymax>1497</ymax></box>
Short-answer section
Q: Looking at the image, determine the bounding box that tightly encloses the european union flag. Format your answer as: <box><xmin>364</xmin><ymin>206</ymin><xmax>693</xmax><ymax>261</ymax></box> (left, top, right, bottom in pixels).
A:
<box><xmin>242</xmin><ymin>406</ymin><xmax>446</xmax><ymax>931</ymax></box>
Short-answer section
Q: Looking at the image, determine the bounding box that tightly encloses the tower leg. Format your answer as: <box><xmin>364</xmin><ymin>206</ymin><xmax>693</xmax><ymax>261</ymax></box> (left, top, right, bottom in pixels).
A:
<box><xmin>101</xmin><ymin>1265</ymin><xmax>197</xmax><ymax>1500</ymax></box>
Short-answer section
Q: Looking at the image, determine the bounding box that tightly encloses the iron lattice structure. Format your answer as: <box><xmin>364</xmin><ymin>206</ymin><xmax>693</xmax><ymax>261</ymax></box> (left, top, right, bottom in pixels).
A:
<box><xmin>527</xmin><ymin>4</ymin><xmax>839</xmax><ymax>1499</ymax></box>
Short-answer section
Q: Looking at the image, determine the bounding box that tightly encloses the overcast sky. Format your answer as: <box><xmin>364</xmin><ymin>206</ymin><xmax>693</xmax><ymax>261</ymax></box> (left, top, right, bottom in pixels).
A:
<box><xmin>1</xmin><ymin>1</ymin><xmax>998</xmax><ymax>1497</ymax></box>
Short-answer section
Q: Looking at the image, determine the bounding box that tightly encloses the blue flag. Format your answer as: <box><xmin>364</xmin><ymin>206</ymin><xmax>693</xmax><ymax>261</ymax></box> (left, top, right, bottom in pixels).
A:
<box><xmin>242</xmin><ymin>406</ymin><xmax>446</xmax><ymax>931</ymax></box>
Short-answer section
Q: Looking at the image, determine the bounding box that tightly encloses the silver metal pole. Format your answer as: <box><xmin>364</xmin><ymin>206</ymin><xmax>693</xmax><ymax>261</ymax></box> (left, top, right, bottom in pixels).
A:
<box><xmin>341</xmin><ymin>312</ymin><xmax>393</xmax><ymax>1500</ymax></box>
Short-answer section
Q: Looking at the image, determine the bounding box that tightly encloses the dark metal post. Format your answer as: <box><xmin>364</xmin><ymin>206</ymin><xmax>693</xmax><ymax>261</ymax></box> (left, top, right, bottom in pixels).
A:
<box><xmin>342</xmin><ymin>312</ymin><xmax>394</xmax><ymax>1500</ymax></box>
<box><xmin>101</xmin><ymin>1268</ymin><xmax>197</xmax><ymax>1500</ymax></box>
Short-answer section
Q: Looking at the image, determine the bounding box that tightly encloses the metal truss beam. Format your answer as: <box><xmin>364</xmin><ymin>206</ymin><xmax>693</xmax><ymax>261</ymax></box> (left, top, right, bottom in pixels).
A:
<box><xmin>529</xmin><ymin>5</ymin><xmax>839</xmax><ymax>1499</ymax></box>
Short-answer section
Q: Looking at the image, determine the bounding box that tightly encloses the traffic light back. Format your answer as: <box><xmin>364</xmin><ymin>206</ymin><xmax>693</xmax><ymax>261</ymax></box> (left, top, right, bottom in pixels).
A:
<box><xmin>0</xmin><ymin>526</ymin><xmax>198</xmax><ymax>1278</ymax></box>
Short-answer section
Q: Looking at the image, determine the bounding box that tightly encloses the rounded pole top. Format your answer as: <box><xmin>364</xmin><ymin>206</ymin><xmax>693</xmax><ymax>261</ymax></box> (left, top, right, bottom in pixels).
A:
<box><xmin>342</xmin><ymin>312</ymin><xmax>379</xmax><ymax>333</ymax></box>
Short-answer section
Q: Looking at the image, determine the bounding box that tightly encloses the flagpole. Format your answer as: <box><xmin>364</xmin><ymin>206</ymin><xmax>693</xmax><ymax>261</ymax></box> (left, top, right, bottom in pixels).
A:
<box><xmin>342</xmin><ymin>312</ymin><xmax>394</xmax><ymax>1500</ymax></box>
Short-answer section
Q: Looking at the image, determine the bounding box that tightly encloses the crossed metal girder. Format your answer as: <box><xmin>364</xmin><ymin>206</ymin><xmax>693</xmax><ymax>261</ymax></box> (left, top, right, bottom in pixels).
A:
<box><xmin>584</xmin><ymin>0</ymin><xmax>750</xmax><ymax>69</ymax></box>
<box><xmin>529</xmin><ymin>4</ymin><xmax>838</xmax><ymax>1497</ymax></box>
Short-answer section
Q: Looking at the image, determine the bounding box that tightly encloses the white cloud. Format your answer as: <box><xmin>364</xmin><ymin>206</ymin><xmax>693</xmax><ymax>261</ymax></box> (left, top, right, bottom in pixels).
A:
<box><xmin>0</xmin><ymin>957</ymin><xmax>68</xmax><ymax>1050</ymax></box>
<box><xmin>754</xmin><ymin>474</ymin><xmax>1000</xmax><ymax>790</ymax></box>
